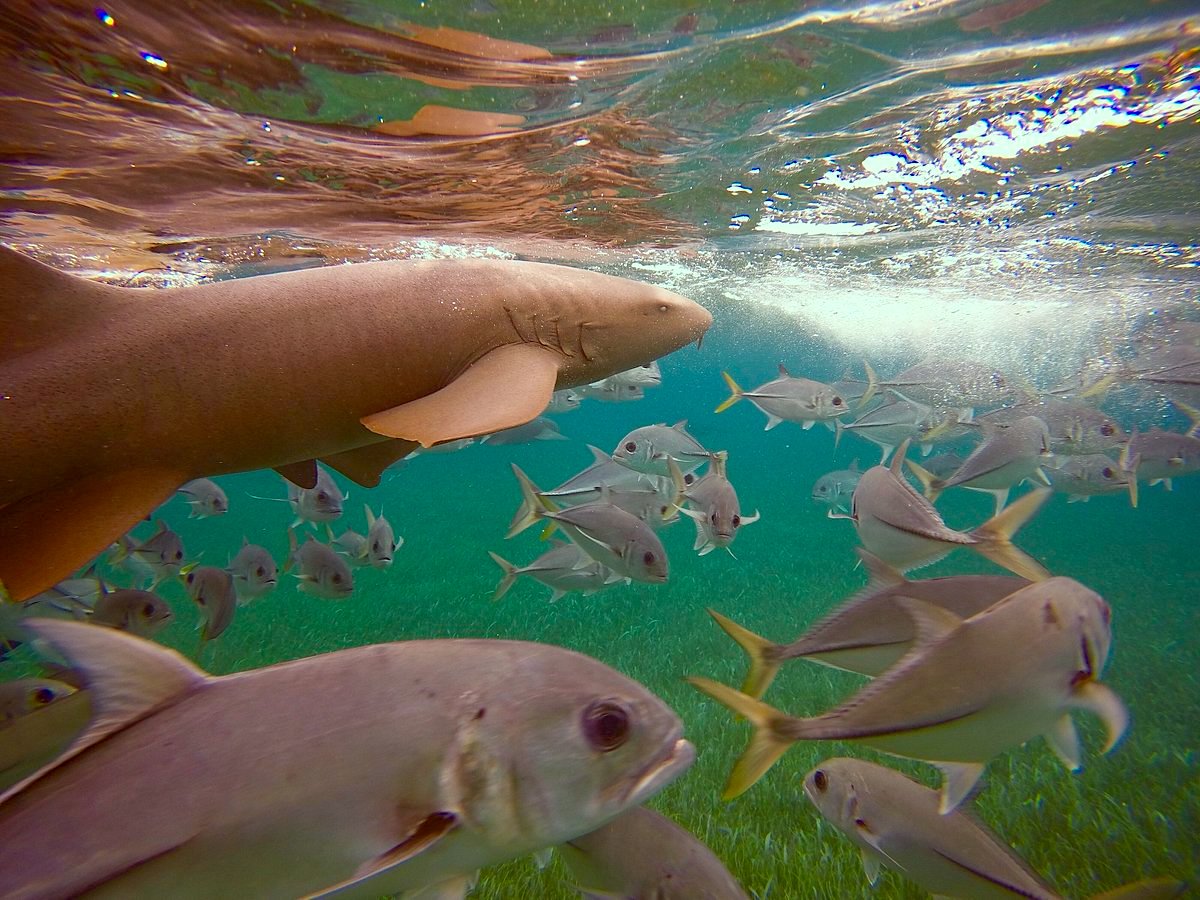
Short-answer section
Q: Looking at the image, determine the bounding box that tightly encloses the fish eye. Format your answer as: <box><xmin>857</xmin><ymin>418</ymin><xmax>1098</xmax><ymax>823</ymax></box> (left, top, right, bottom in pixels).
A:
<box><xmin>642</xmin><ymin>550</ymin><xmax>656</xmax><ymax>566</ymax></box>
<box><xmin>625</xmin><ymin>441</ymin><xmax>637</xmax><ymax>453</ymax></box>
<box><xmin>1100</xmin><ymin>423</ymin><xmax>1115</xmax><ymax>436</ymax></box>
<box><xmin>812</xmin><ymin>769</ymin><xmax>828</xmax><ymax>792</ymax></box>
<box><xmin>732</xmin><ymin>514</ymin><xmax>741</xmax><ymax>527</ymax></box>
<box><xmin>317</xmin><ymin>491</ymin><xmax>328</xmax><ymax>502</ymax></box>
<box><xmin>711</xmin><ymin>512</ymin><xmax>718</xmax><ymax>524</ymax></box>
<box><xmin>660</xmin><ymin>505</ymin><xmax>669</xmax><ymax>515</ymax></box>
<box><xmin>186</xmin><ymin>572</ymin><xmax>195</xmax><ymax>584</ymax></box>
<box><xmin>817</xmin><ymin>485</ymin><xmax>828</xmax><ymax>493</ymax></box>
<box><xmin>332</xmin><ymin>574</ymin><xmax>343</xmax><ymax>583</ymax></box>
<box><xmin>142</xmin><ymin>602</ymin><xmax>155</xmax><ymax>617</ymax></box>
<box><xmin>174</xmin><ymin>551</ymin><xmax>183</xmax><ymax>561</ymax></box>
<box><xmin>32</xmin><ymin>687</ymin><xmax>57</xmax><ymax>705</ymax></box>
<box><xmin>582</xmin><ymin>700</ymin><xmax>631</xmax><ymax>752</ymax></box>
<box><xmin>1102</xmin><ymin>467</ymin><xmax>1114</xmax><ymax>478</ymax></box>
<box><xmin>832</xmin><ymin>396</ymin><xmax>844</xmax><ymax>406</ymax></box>
<box><xmin>255</xmin><ymin>566</ymin><xmax>265</xmax><ymax>577</ymax></box>
<box><xmin>684</xmin><ymin>473</ymin><xmax>695</xmax><ymax>485</ymax></box>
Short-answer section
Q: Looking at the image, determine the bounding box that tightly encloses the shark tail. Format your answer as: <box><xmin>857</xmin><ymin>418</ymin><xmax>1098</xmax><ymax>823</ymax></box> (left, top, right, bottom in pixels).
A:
<box><xmin>860</xmin><ymin>359</ymin><xmax>879</xmax><ymax>409</ymax></box>
<box><xmin>714</xmin><ymin>372</ymin><xmax>744</xmax><ymax>414</ymax></box>
<box><xmin>904</xmin><ymin>458</ymin><xmax>944</xmax><ymax>503</ymax></box>
<box><xmin>1089</xmin><ymin>878</ymin><xmax>1187</xmax><ymax>900</ymax></box>
<box><xmin>707</xmin><ymin>608</ymin><xmax>782</xmax><ymax>700</ymax></box>
<box><xmin>686</xmin><ymin>676</ymin><xmax>796</xmax><ymax>799</ymax></box>
<box><xmin>487</xmin><ymin>551</ymin><xmax>519</xmax><ymax>602</ymax></box>
<box><xmin>506</xmin><ymin>465</ymin><xmax>555</xmax><ymax>539</ymax></box>
<box><xmin>968</xmin><ymin>488</ymin><xmax>1051</xmax><ymax>581</ymax></box>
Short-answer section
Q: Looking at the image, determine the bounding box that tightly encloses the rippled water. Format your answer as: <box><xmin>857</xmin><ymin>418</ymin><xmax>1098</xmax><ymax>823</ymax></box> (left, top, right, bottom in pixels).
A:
<box><xmin>3</xmin><ymin>1</ymin><xmax>1199</xmax><ymax>897</ymax></box>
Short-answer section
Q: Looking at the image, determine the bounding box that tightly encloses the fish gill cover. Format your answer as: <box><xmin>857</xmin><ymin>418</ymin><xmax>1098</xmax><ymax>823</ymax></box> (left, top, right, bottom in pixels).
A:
<box><xmin>0</xmin><ymin>0</ymin><xmax>1197</xmax><ymax>897</ymax></box>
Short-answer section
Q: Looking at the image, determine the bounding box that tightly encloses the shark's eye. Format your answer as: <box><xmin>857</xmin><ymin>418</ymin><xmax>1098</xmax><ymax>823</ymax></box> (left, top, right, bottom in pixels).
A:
<box><xmin>658</xmin><ymin>304</ymin><xmax>669</xmax><ymax>313</ymax></box>
<box><xmin>582</xmin><ymin>700</ymin><xmax>631</xmax><ymax>752</ymax></box>
<box><xmin>32</xmin><ymin>687</ymin><xmax>57</xmax><ymax>705</ymax></box>
<box><xmin>625</xmin><ymin>441</ymin><xmax>637</xmax><ymax>453</ymax></box>
<box><xmin>642</xmin><ymin>550</ymin><xmax>656</xmax><ymax>566</ymax></box>
<box><xmin>812</xmin><ymin>769</ymin><xmax>828</xmax><ymax>792</ymax></box>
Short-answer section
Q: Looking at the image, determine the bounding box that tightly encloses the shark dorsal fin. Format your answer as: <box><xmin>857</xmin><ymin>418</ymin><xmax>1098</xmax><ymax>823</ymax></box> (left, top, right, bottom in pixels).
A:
<box><xmin>2</xmin><ymin>619</ymin><xmax>207</xmax><ymax>801</ymax></box>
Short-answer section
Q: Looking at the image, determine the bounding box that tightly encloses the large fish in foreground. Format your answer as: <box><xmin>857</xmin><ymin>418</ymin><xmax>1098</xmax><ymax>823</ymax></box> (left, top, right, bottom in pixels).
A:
<box><xmin>0</xmin><ymin>620</ymin><xmax>694</xmax><ymax>898</ymax></box>
<box><xmin>690</xmin><ymin>577</ymin><xmax>1126</xmax><ymax>813</ymax></box>
<box><xmin>708</xmin><ymin>549</ymin><xmax>1027</xmax><ymax>695</ymax></box>
<box><xmin>0</xmin><ymin>249</ymin><xmax>711</xmax><ymax>600</ymax></box>
<box><xmin>803</xmin><ymin>758</ymin><xmax>1184</xmax><ymax>900</ymax></box>
<box><xmin>842</xmin><ymin>440</ymin><xmax>1050</xmax><ymax>581</ymax></box>
<box><xmin>558</xmin><ymin>806</ymin><xmax>748</xmax><ymax>900</ymax></box>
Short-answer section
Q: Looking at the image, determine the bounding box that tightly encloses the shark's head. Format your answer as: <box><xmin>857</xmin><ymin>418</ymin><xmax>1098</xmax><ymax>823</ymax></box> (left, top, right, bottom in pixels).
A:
<box><xmin>495</xmin><ymin>262</ymin><xmax>711</xmax><ymax>387</ymax></box>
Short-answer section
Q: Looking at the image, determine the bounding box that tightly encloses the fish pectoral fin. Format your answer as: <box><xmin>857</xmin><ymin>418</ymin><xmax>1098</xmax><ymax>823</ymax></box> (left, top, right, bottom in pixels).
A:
<box><xmin>933</xmin><ymin>761</ymin><xmax>985</xmax><ymax>814</ymax></box>
<box><xmin>859</xmin><ymin>848</ymin><xmax>882</xmax><ymax>886</ymax></box>
<box><xmin>1069</xmin><ymin>681</ymin><xmax>1129</xmax><ymax>753</ymax></box>
<box><xmin>362</xmin><ymin>343</ymin><xmax>562</xmax><ymax>447</ymax></box>
<box><xmin>320</xmin><ymin>440</ymin><xmax>419</xmax><ymax>488</ymax></box>
<box><xmin>275</xmin><ymin>460</ymin><xmax>319</xmax><ymax>490</ymax></box>
<box><xmin>1044</xmin><ymin>713</ymin><xmax>1082</xmax><ymax>772</ymax></box>
<box><xmin>894</xmin><ymin>596</ymin><xmax>963</xmax><ymax>646</ymax></box>
<box><xmin>1088</xmin><ymin>878</ymin><xmax>1188</xmax><ymax>900</ymax></box>
<box><xmin>0</xmin><ymin>469</ymin><xmax>186</xmax><ymax>602</ymax></box>
<box><xmin>306</xmin><ymin>811</ymin><xmax>459</xmax><ymax>899</ymax></box>
<box><xmin>400</xmin><ymin>873</ymin><xmax>476</xmax><ymax>900</ymax></box>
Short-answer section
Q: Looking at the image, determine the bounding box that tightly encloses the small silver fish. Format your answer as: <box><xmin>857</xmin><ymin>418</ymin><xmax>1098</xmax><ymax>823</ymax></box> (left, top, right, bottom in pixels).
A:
<box><xmin>844</xmin><ymin>440</ymin><xmax>1050</xmax><ymax>580</ymax></box>
<box><xmin>1045</xmin><ymin>454</ymin><xmax>1131</xmax><ymax>503</ymax></box>
<box><xmin>979</xmin><ymin>398</ymin><xmax>1124</xmax><ymax>455</ymax></box>
<box><xmin>557</xmin><ymin>476</ymin><xmax>684</xmax><ymax>531</ymax></box>
<box><xmin>605</xmin><ymin>360</ymin><xmax>662</xmax><ymax>388</ymax></box>
<box><xmin>183</xmin><ymin>565</ymin><xmax>238</xmax><ymax>642</ymax></box>
<box><xmin>804</xmin><ymin>758</ymin><xmax>1184</xmax><ymax>900</ymax></box>
<box><xmin>691</xmin><ymin>576</ymin><xmax>1127</xmax><ymax>812</ymax></box>
<box><xmin>544</xmin><ymin>446</ymin><xmax>649</xmax><ymax>501</ymax></box>
<box><xmin>286</xmin><ymin>529</ymin><xmax>354</xmax><ymax>599</ymax></box>
<box><xmin>0</xmin><ymin>680</ymin><xmax>89</xmax><ymax>792</ymax></box>
<box><xmin>559</xmin><ymin>806</ymin><xmax>748</xmax><ymax>900</ymax></box>
<box><xmin>177</xmin><ymin>478</ymin><xmax>228</xmax><ymax>517</ymax></box>
<box><xmin>907</xmin><ymin>414</ymin><xmax>1052</xmax><ymax>514</ymax></box>
<box><xmin>227</xmin><ymin>540</ymin><xmax>278</xmax><ymax>601</ymax></box>
<box><xmin>716</xmin><ymin>366</ymin><xmax>849</xmax><ymax>430</ymax></box>
<box><xmin>837</xmin><ymin>395</ymin><xmax>941</xmax><ymax>464</ymax></box>
<box><xmin>670</xmin><ymin>454</ymin><xmax>759</xmax><ymax>555</ymax></box>
<box><xmin>489</xmin><ymin>542</ymin><xmax>619</xmax><ymax>603</ymax></box>
<box><xmin>92</xmin><ymin>587</ymin><xmax>174</xmax><ymax>638</ymax></box>
<box><xmin>0</xmin><ymin>678</ymin><xmax>75</xmax><ymax>723</ymax></box>
<box><xmin>544</xmin><ymin>388</ymin><xmax>582</xmax><ymax>414</ymax></box>
<box><xmin>811</xmin><ymin>461</ymin><xmax>861</xmax><ymax>514</ymax></box>
<box><xmin>110</xmin><ymin>520</ymin><xmax>187</xmax><ymax>588</ymax></box>
<box><xmin>864</xmin><ymin>358</ymin><xmax>1013</xmax><ymax>409</ymax></box>
<box><xmin>509</xmin><ymin>467</ymin><xmax>669</xmax><ymax>584</ymax></box>
<box><xmin>285</xmin><ymin>466</ymin><xmax>344</xmax><ymax>526</ymax></box>
<box><xmin>709</xmin><ymin>549</ymin><xmax>1028</xmax><ymax>695</ymax></box>
<box><xmin>612</xmin><ymin>421</ymin><xmax>710</xmax><ymax>477</ymax></box>
<box><xmin>481</xmin><ymin>416</ymin><xmax>568</xmax><ymax>446</ymax></box>
<box><xmin>1120</xmin><ymin>405</ymin><xmax>1200</xmax><ymax>505</ymax></box>
<box><xmin>364</xmin><ymin>506</ymin><xmax>402</xmax><ymax>569</ymax></box>
<box><xmin>585</xmin><ymin>381</ymin><xmax>645</xmax><ymax>403</ymax></box>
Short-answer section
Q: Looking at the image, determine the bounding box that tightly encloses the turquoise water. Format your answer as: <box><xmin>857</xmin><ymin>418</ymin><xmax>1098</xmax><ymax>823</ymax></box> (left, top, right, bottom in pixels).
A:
<box><xmin>2</xmin><ymin>0</ymin><xmax>1199</xmax><ymax>896</ymax></box>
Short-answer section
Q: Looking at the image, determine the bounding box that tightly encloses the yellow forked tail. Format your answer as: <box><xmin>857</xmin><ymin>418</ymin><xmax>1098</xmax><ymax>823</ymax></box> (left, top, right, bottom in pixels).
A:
<box><xmin>969</xmin><ymin>488</ymin><xmax>1051</xmax><ymax>581</ymax></box>
<box><xmin>905</xmin><ymin>458</ymin><xmax>944</xmax><ymax>503</ymax></box>
<box><xmin>707</xmin><ymin>608</ymin><xmax>782</xmax><ymax>700</ymax></box>
<box><xmin>714</xmin><ymin>372</ymin><xmax>744</xmax><ymax>414</ymax></box>
<box><xmin>686</xmin><ymin>676</ymin><xmax>796</xmax><ymax>800</ymax></box>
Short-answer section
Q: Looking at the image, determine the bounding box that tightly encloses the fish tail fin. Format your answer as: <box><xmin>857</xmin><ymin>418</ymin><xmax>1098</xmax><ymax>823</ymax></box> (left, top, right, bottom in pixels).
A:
<box><xmin>1088</xmin><ymin>878</ymin><xmax>1187</xmax><ymax>900</ymax></box>
<box><xmin>969</xmin><ymin>488</ymin><xmax>1051</xmax><ymax>581</ymax></box>
<box><xmin>666</xmin><ymin>458</ymin><xmax>688</xmax><ymax>515</ymax></box>
<box><xmin>1079</xmin><ymin>373</ymin><xmax>1117</xmax><ymax>399</ymax></box>
<box><xmin>904</xmin><ymin>458</ymin><xmax>943</xmax><ymax>502</ymax></box>
<box><xmin>108</xmin><ymin>534</ymin><xmax>131</xmax><ymax>565</ymax></box>
<box><xmin>686</xmin><ymin>676</ymin><xmax>796</xmax><ymax>799</ymax></box>
<box><xmin>714</xmin><ymin>372</ymin><xmax>744</xmax><ymax>413</ymax></box>
<box><xmin>860</xmin><ymin>359</ymin><xmax>879</xmax><ymax>408</ymax></box>
<box><xmin>707</xmin><ymin>608</ymin><xmax>782</xmax><ymax>700</ymax></box>
<box><xmin>833</xmin><ymin>417</ymin><xmax>843</xmax><ymax>451</ymax></box>
<box><xmin>487</xmin><ymin>551</ymin><xmax>519</xmax><ymax>602</ymax></box>
<box><xmin>283</xmin><ymin>528</ymin><xmax>298</xmax><ymax>573</ymax></box>
<box><xmin>506</xmin><ymin>465</ymin><xmax>552</xmax><ymax>538</ymax></box>
<box><xmin>1172</xmin><ymin>399</ymin><xmax>1200</xmax><ymax>439</ymax></box>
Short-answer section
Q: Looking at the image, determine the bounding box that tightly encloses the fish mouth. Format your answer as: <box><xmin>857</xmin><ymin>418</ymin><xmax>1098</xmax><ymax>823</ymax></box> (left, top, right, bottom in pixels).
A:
<box><xmin>623</xmin><ymin>736</ymin><xmax>694</xmax><ymax>807</ymax></box>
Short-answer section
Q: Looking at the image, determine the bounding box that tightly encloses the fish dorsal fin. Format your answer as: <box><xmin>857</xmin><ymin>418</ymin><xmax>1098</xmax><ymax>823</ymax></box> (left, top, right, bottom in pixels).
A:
<box><xmin>778</xmin><ymin>363</ymin><xmax>791</xmax><ymax>377</ymax></box>
<box><xmin>889</xmin><ymin>438</ymin><xmax>912</xmax><ymax>477</ymax></box>
<box><xmin>850</xmin><ymin>458</ymin><xmax>860</xmax><ymax>472</ymax></box>
<box><xmin>855</xmin><ymin>548</ymin><xmax>907</xmax><ymax>593</ymax></box>
<box><xmin>672</xmin><ymin>419</ymin><xmax>689</xmax><ymax>430</ymax></box>
<box><xmin>364</xmin><ymin>504</ymin><xmax>377</xmax><ymax>528</ymax></box>
<box><xmin>895</xmin><ymin>595</ymin><xmax>963</xmax><ymax>646</ymax></box>
<box><xmin>1</xmin><ymin>619</ymin><xmax>207</xmax><ymax>800</ymax></box>
<box><xmin>0</xmin><ymin>246</ymin><xmax>126</xmax><ymax>362</ymax></box>
<box><xmin>587</xmin><ymin>444</ymin><xmax>611</xmax><ymax>465</ymax></box>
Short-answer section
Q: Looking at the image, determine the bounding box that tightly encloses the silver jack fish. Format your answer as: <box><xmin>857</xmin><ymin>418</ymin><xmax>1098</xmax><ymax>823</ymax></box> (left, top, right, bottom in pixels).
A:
<box><xmin>489</xmin><ymin>542</ymin><xmax>619</xmax><ymax>603</ymax></box>
<box><xmin>177</xmin><ymin>478</ymin><xmax>229</xmax><ymax>517</ymax></box>
<box><xmin>0</xmin><ymin>620</ymin><xmax>693</xmax><ymax>898</ymax></box>
<box><xmin>669</xmin><ymin>453</ymin><xmax>759</xmax><ymax>556</ymax></box>
<box><xmin>612</xmin><ymin>421</ymin><xmax>710</xmax><ymax>477</ymax></box>
<box><xmin>226</xmin><ymin>540</ymin><xmax>278</xmax><ymax>601</ymax></box>
<box><xmin>690</xmin><ymin>576</ymin><xmax>1126</xmax><ymax>813</ymax></box>
<box><xmin>716</xmin><ymin>367</ymin><xmax>849</xmax><ymax>430</ymax></box>
<box><xmin>804</xmin><ymin>757</ymin><xmax>1184</xmax><ymax>900</ymax></box>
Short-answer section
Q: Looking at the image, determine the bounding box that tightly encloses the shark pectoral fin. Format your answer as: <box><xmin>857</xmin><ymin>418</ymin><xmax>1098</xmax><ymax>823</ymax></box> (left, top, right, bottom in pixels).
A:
<box><xmin>320</xmin><ymin>440</ymin><xmax>419</xmax><ymax>488</ymax></box>
<box><xmin>934</xmin><ymin>761</ymin><xmax>985</xmax><ymax>814</ymax></box>
<box><xmin>306</xmin><ymin>811</ymin><xmax>460</xmax><ymax>899</ymax></box>
<box><xmin>686</xmin><ymin>676</ymin><xmax>795</xmax><ymax>800</ymax></box>
<box><xmin>1045</xmin><ymin>714</ymin><xmax>1082</xmax><ymax>772</ymax></box>
<box><xmin>860</xmin><ymin>848</ymin><xmax>882</xmax><ymax>885</ymax></box>
<box><xmin>362</xmin><ymin>344</ymin><xmax>561</xmax><ymax>446</ymax></box>
<box><xmin>707</xmin><ymin>608</ymin><xmax>782</xmax><ymax>701</ymax></box>
<box><xmin>275</xmin><ymin>460</ymin><xmax>319</xmax><ymax>490</ymax></box>
<box><xmin>0</xmin><ymin>469</ymin><xmax>185</xmax><ymax>602</ymax></box>
<box><xmin>1069</xmin><ymin>681</ymin><xmax>1129</xmax><ymax>753</ymax></box>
